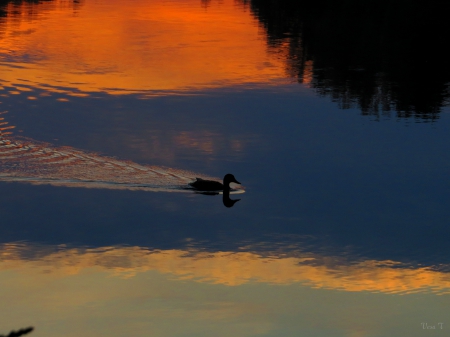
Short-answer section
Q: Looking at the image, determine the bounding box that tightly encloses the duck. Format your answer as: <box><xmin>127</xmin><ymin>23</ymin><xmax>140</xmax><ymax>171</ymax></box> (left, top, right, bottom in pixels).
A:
<box><xmin>189</xmin><ymin>173</ymin><xmax>241</xmax><ymax>191</ymax></box>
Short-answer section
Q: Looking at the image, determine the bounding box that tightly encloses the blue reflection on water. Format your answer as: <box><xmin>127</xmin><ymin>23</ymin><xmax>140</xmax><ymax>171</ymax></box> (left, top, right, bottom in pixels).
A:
<box><xmin>1</xmin><ymin>83</ymin><xmax>450</xmax><ymax>269</ymax></box>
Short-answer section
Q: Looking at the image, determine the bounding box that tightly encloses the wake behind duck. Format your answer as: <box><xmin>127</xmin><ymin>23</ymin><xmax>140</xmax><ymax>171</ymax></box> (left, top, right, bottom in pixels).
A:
<box><xmin>0</xmin><ymin>120</ymin><xmax>245</xmax><ymax>195</ymax></box>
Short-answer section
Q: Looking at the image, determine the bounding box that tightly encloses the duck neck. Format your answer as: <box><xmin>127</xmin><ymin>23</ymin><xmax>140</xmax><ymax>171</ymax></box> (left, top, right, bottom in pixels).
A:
<box><xmin>222</xmin><ymin>177</ymin><xmax>233</xmax><ymax>190</ymax></box>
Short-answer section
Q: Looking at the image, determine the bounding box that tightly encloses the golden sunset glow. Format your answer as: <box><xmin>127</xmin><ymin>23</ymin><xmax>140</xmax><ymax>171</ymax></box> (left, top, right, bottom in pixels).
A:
<box><xmin>1</xmin><ymin>243</ymin><xmax>449</xmax><ymax>295</ymax></box>
<box><xmin>0</xmin><ymin>0</ymin><xmax>288</xmax><ymax>95</ymax></box>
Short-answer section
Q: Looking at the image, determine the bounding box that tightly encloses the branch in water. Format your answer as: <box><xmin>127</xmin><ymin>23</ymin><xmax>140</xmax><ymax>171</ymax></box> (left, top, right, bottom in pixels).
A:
<box><xmin>0</xmin><ymin>327</ymin><xmax>34</xmax><ymax>337</ymax></box>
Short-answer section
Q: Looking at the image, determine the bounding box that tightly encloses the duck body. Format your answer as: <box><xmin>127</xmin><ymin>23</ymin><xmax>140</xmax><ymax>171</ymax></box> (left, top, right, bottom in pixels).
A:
<box><xmin>189</xmin><ymin>173</ymin><xmax>241</xmax><ymax>191</ymax></box>
<box><xmin>189</xmin><ymin>178</ymin><xmax>224</xmax><ymax>191</ymax></box>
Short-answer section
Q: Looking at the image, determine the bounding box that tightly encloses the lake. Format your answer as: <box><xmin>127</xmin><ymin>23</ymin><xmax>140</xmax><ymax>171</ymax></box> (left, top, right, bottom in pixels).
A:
<box><xmin>1</xmin><ymin>0</ymin><xmax>449</xmax><ymax>336</ymax></box>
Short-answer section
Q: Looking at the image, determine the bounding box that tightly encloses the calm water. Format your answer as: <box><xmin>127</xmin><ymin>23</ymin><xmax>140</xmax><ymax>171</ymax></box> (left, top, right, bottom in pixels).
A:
<box><xmin>1</xmin><ymin>0</ymin><xmax>450</xmax><ymax>336</ymax></box>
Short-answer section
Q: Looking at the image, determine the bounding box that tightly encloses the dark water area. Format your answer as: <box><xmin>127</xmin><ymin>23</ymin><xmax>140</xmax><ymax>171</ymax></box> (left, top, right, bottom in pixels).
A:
<box><xmin>1</xmin><ymin>0</ymin><xmax>450</xmax><ymax>336</ymax></box>
<box><xmin>1</xmin><ymin>84</ymin><xmax>450</xmax><ymax>266</ymax></box>
<box><xmin>0</xmin><ymin>77</ymin><xmax>444</xmax><ymax>267</ymax></box>
<box><xmin>248</xmin><ymin>0</ymin><xmax>450</xmax><ymax>118</ymax></box>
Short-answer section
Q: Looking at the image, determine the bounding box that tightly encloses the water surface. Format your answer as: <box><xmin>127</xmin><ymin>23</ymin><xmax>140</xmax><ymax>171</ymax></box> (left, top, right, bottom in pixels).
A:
<box><xmin>1</xmin><ymin>0</ymin><xmax>449</xmax><ymax>336</ymax></box>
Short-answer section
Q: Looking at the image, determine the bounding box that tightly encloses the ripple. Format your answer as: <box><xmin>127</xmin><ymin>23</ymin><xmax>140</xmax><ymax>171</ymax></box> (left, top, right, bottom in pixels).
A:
<box><xmin>0</xmin><ymin>117</ymin><xmax>244</xmax><ymax>194</ymax></box>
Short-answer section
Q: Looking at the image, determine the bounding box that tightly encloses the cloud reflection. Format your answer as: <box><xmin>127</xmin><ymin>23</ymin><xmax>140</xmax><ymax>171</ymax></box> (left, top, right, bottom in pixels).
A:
<box><xmin>2</xmin><ymin>242</ymin><xmax>449</xmax><ymax>295</ymax></box>
<box><xmin>0</xmin><ymin>0</ymin><xmax>288</xmax><ymax>95</ymax></box>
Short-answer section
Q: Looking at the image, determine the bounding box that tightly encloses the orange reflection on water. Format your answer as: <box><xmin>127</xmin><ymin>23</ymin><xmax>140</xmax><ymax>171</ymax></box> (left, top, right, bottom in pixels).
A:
<box><xmin>302</xmin><ymin>60</ymin><xmax>314</xmax><ymax>86</ymax></box>
<box><xmin>0</xmin><ymin>0</ymin><xmax>288</xmax><ymax>94</ymax></box>
<box><xmin>2</xmin><ymin>243</ymin><xmax>449</xmax><ymax>295</ymax></box>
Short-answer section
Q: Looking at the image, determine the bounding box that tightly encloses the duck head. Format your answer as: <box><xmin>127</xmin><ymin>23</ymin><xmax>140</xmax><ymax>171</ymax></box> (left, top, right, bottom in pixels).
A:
<box><xmin>224</xmin><ymin>173</ymin><xmax>241</xmax><ymax>186</ymax></box>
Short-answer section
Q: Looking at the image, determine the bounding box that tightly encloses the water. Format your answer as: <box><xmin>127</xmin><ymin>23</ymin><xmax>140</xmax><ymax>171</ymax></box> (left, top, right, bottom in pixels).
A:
<box><xmin>1</xmin><ymin>0</ymin><xmax>450</xmax><ymax>336</ymax></box>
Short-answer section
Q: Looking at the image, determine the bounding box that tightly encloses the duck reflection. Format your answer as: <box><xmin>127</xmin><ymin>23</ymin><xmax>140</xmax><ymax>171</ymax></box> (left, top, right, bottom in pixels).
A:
<box><xmin>223</xmin><ymin>190</ymin><xmax>241</xmax><ymax>208</ymax></box>
<box><xmin>0</xmin><ymin>119</ymin><xmax>245</xmax><ymax>203</ymax></box>
<box><xmin>192</xmin><ymin>190</ymin><xmax>241</xmax><ymax>208</ymax></box>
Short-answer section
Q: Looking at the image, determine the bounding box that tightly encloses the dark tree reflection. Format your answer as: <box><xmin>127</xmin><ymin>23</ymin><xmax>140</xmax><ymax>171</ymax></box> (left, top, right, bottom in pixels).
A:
<box><xmin>245</xmin><ymin>0</ymin><xmax>450</xmax><ymax>120</ymax></box>
<box><xmin>0</xmin><ymin>0</ymin><xmax>82</xmax><ymax>19</ymax></box>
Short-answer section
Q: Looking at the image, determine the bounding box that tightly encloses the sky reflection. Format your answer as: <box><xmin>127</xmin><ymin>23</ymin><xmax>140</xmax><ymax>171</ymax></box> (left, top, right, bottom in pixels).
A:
<box><xmin>1</xmin><ymin>242</ymin><xmax>449</xmax><ymax>337</ymax></box>
<box><xmin>2</xmin><ymin>243</ymin><xmax>450</xmax><ymax>294</ymax></box>
<box><xmin>0</xmin><ymin>0</ymin><xmax>289</xmax><ymax>95</ymax></box>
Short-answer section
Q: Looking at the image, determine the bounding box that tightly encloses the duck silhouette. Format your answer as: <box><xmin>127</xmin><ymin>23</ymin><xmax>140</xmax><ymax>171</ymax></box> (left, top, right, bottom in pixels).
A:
<box><xmin>189</xmin><ymin>173</ymin><xmax>241</xmax><ymax>191</ymax></box>
<box><xmin>189</xmin><ymin>174</ymin><xmax>242</xmax><ymax>208</ymax></box>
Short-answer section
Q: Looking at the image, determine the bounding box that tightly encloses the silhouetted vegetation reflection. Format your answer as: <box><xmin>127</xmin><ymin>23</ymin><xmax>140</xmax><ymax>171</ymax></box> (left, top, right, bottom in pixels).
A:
<box><xmin>245</xmin><ymin>0</ymin><xmax>450</xmax><ymax>119</ymax></box>
<box><xmin>0</xmin><ymin>0</ymin><xmax>80</xmax><ymax>18</ymax></box>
